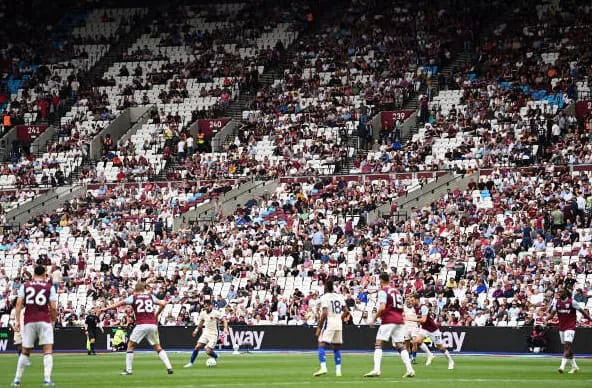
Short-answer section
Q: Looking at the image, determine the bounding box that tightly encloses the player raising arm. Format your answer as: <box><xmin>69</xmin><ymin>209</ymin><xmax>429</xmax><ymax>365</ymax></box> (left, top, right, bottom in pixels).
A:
<box><xmin>184</xmin><ymin>298</ymin><xmax>228</xmax><ymax>367</ymax></box>
<box><xmin>96</xmin><ymin>282</ymin><xmax>173</xmax><ymax>375</ymax></box>
<box><xmin>364</xmin><ymin>273</ymin><xmax>415</xmax><ymax>378</ymax></box>
<box><xmin>12</xmin><ymin>265</ymin><xmax>57</xmax><ymax>387</ymax></box>
<box><xmin>313</xmin><ymin>280</ymin><xmax>348</xmax><ymax>377</ymax></box>
<box><xmin>547</xmin><ymin>286</ymin><xmax>592</xmax><ymax>374</ymax></box>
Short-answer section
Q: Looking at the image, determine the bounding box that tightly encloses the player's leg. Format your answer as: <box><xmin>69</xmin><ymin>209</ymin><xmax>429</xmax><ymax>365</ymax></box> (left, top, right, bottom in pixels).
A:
<box><xmin>41</xmin><ymin>344</ymin><xmax>55</xmax><ymax>386</ymax></box>
<box><xmin>123</xmin><ymin>325</ymin><xmax>144</xmax><ymax>375</ymax></box>
<box><xmin>406</xmin><ymin>328</ymin><xmax>417</xmax><ymax>363</ymax></box>
<box><xmin>148</xmin><ymin>326</ymin><xmax>173</xmax><ymax>374</ymax></box>
<box><xmin>393</xmin><ymin>325</ymin><xmax>415</xmax><ymax>378</ymax></box>
<box><xmin>12</xmin><ymin>345</ymin><xmax>31</xmax><ymax>387</ymax></box>
<box><xmin>314</xmin><ymin>328</ymin><xmax>330</xmax><ymax>376</ymax></box>
<box><xmin>558</xmin><ymin>331</ymin><xmax>567</xmax><ymax>373</ymax></box>
<box><xmin>364</xmin><ymin>339</ymin><xmax>384</xmax><ymax>377</ymax></box>
<box><xmin>152</xmin><ymin>343</ymin><xmax>173</xmax><ymax>374</ymax></box>
<box><xmin>566</xmin><ymin>342</ymin><xmax>578</xmax><ymax>373</ymax></box>
<box><xmin>408</xmin><ymin>339</ymin><xmax>417</xmax><ymax>364</ymax></box>
<box><xmin>205</xmin><ymin>346</ymin><xmax>219</xmax><ymax>359</ymax></box>
<box><xmin>39</xmin><ymin>323</ymin><xmax>55</xmax><ymax>386</ymax></box>
<box><xmin>313</xmin><ymin>340</ymin><xmax>328</xmax><ymax>376</ymax></box>
<box><xmin>122</xmin><ymin>341</ymin><xmax>137</xmax><ymax>375</ymax></box>
<box><xmin>364</xmin><ymin>325</ymin><xmax>391</xmax><ymax>377</ymax></box>
<box><xmin>13</xmin><ymin>323</ymin><xmax>35</xmax><ymax>386</ymax></box>
<box><xmin>435</xmin><ymin>344</ymin><xmax>454</xmax><ymax>369</ymax></box>
<box><xmin>13</xmin><ymin>332</ymin><xmax>30</xmax><ymax>367</ymax></box>
<box><xmin>186</xmin><ymin>341</ymin><xmax>205</xmax><ymax>367</ymax></box>
<box><xmin>204</xmin><ymin>336</ymin><xmax>219</xmax><ymax>360</ymax></box>
<box><xmin>414</xmin><ymin>332</ymin><xmax>433</xmax><ymax>364</ymax></box>
<box><xmin>563</xmin><ymin>331</ymin><xmax>577</xmax><ymax>373</ymax></box>
<box><xmin>14</xmin><ymin>333</ymin><xmax>22</xmax><ymax>357</ymax></box>
<box><xmin>432</xmin><ymin>331</ymin><xmax>453</xmax><ymax>369</ymax></box>
<box><xmin>332</xmin><ymin>331</ymin><xmax>343</xmax><ymax>376</ymax></box>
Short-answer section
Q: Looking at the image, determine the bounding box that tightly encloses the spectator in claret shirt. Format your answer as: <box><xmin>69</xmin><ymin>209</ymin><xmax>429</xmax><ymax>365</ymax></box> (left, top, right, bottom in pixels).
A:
<box><xmin>492</xmin><ymin>283</ymin><xmax>504</xmax><ymax>299</ymax></box>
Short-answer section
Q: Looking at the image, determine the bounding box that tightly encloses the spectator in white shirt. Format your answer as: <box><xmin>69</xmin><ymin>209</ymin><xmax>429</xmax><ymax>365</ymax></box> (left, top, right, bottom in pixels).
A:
<box><xmin>508</xmin><ymin>302</ymin><xmax>521</xmax><ymax>320</ymax></box>
<box><xmin>186</xmin><ymin>135</ymin><xmax>194</xmax><ymax>156</ymax></box>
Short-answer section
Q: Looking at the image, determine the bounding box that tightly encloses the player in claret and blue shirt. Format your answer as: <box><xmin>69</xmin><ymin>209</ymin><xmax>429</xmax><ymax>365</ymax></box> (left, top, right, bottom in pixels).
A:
<box><xmin>11</xmin><ymin>265</ymin><xmax>57</xmax><ymax>387</ymax></box>
<box><xmin>98</xmin><ymin>282</ymin><xmax>173</xmax><ymax>376</ymax></box>
<box><xmin>364</xmin><ymin>273</ymin><xmax>415</xmax><ymax>378</ymax></box>
<box><xmin>410</xmin><ymin>294</ymin><xmax>454</xmax><ymax>369</ymax></box>
<box><xmin>547</xmin><ymin>286</ymin><xmax>592</xmax><ymax>374</ymax></box>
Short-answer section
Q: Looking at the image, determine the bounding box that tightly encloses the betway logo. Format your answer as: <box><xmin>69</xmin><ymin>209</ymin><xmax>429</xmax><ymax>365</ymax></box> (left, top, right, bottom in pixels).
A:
<box><xmin>440</xmin><ymin>331</ymin><xmax>465</xmax><ymax>352</ymax></box>
<box><xmin>0</xmin><ymin>339</ymin><xmax>7</xmax><ymax>352</ymax></box>
<box><xmin>224</xmin><ymin>328</ymin><xmax>265</xmax><ymax>350</ymax></box>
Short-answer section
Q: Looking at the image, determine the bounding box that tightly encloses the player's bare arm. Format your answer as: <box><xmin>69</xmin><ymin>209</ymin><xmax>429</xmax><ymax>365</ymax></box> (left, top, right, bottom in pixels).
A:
<box><xmin>547</xmin><ymin>309</ymin><xmax>556</xmax><ymax>324</ymax></box>
<box><xmin>192</xmin><ymin>320</ymin><xmax>204</xmax><ymax>337</ymax></box>
<box><xmin>370</xmin><ymin>302</ymin><xmax>386</xmax><ymax>326</ymax></box>
<box><xmin>221</xmin><ymin>317</ymin><xmax>229</xmax><ymax>334</ymax></box>
<box><xmin>154</xmin><ymin>299</ymin><xmax>168</xmax><ymax>318</ymax></box>
<box><xmin>14</xmin><ymin>297</ymin><xmax>24</xmax><ymax>332</ymax></box>
<box><xmin>316</xmin><ymin>307</ymin><xmax>328</xmax><ymax>337</ymax></box>
<box><xmin>49</xmin><ymin>301</ymin><xmax>58</xmax><ymax>324</ymax></box>
<box><xmin>416</xmin><ymin>313</ymin><xmax>428</xmax><ymax>324</ymax></box>
<box><xmin>98</xmin><ymin>300</ymin><xmax>126</xmax><ymax>314</ymax></box>
<box><xmin>340</xmin><ymin>305</ymin><xmax>350</xmax><ymax>321</ymax></box>
<box><xmin>406</xmin><ymin>315</ymin><xmax>424</xmax><ymax>324</ymax></box>
<box><xmin>576</xmin><ymin>306</ymin><xmax>592</xmax><ymax>322</ymax></box>
<box><xmin>10</xmin><ymin>317</ymin><xmax>18</xmax><ymax>332</ymax></box>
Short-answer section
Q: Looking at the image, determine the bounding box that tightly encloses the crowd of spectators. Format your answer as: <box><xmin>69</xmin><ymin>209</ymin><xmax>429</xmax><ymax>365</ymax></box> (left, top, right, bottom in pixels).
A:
<box><xmin>1</xmin><ymin>0</ymin><xmax>591</xmax><ymax>336</ymax></box>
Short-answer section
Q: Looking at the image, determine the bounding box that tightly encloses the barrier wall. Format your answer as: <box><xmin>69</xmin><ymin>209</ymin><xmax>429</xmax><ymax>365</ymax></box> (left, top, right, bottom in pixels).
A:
<box><xmin>1</xmin><ymin>326</ymin><xmax>591</xmax><ymax>354</ymax></box>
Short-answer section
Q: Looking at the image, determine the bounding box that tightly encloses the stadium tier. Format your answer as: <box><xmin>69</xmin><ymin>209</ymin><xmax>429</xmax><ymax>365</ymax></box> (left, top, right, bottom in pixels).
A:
<box><xmin>1</xmin><ymin>0</ymin><xmax>592</xmax><ymax>351</ymax></box>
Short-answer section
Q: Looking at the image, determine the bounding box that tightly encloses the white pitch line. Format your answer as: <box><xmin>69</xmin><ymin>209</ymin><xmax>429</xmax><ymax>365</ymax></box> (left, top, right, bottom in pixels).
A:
<box><xmin>196</xmin><ymin>378</ymin><xmax>592</xmax><ymax>387</ymax></box>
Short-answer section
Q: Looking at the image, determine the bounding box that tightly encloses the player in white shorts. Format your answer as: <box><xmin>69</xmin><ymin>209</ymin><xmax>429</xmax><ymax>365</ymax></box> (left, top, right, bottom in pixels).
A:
<box><xmin>10</xmin><ymin>307</ymin><xmax>32</xmax><ymax>368</ymax></box>
<box><xmin>10</xmin><ymin>307</ymin><xmax>30</xmax><ymax>367</ymax></box>
<box><xmin>410</xmin><ymin>294</ymin><xmax>454</xmax><ymax>369</ymax></box>
<box><xmin>313</xmin><ymin>280</ymin><xmax>348</xmax><ymax>377</ymax></box>
<box><xmin>184</xmin><ymin>299</ymin><xmax>228</xmax><ymax>367</ymax></box>
<box><xmin>97</xmin><ymin>282</ymin><xmax>173</xmax><ymax>376</ymax></box>
<box><xmin>404</xmin><ymin>297</ymin><xmax>419</xmax><ymax>364</ymax></box>
<box><xmin>12</xmin><ymin>265</ymin><xmax>58</xmax><ymax>387</ymax></box>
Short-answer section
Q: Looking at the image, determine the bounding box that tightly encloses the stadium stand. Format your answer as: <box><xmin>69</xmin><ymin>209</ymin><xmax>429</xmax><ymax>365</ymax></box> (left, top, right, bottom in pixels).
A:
<box><xmin>1</xmin><ymin>0</ymin><xmax>592</xmax><ymax>333</ymax></box>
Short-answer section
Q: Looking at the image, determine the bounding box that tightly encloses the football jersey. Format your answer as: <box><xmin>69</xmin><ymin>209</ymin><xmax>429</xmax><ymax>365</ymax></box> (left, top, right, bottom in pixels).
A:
<box><xmin>415</xmin><ymin>304</ymin><xmax>440</xmax><ymax>333</ymax></box>
<box><xmin>320</xmin><ymin>292</ymin><xmax>345</xmax><ymax>330</ymax></box>
<box><xmin>198</xmin><ymin>309</ymin><xmax>222</xmax><ymax>334</ymax></box>
<box><xmin>377</xmin><ymin>287</ymin><xmax>405</xmax><ymax>324</ymax></box>
<box><xmin>18</xmin><ymin>280</ymin><xmax>57</xmax><ymax>324</ymax></box>
<box><xmin>404</xmin><ymin>306</ymin><xmax>419</xmax><ymax>329</ymax></box>
<box><xmin>125</xmin><ymin>293</ymin><xmax>159</xmax><ymax>325</ymax></box>
<box><xmin>552</xmin><ymin>297</ymin><xmax>580</xmax><ymax>331</ymax></box>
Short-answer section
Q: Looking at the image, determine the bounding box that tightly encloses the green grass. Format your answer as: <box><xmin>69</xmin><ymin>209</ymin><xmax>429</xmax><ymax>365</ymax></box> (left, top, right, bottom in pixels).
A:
<box><xmin>1</xmin><ymin>352</ymin><xmax>591</xmax><ymax>387</ymax></box>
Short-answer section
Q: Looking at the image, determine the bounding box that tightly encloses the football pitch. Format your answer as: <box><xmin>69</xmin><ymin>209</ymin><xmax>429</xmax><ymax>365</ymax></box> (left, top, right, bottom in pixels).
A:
<box><xmin>1</xmin><ymin>352</ymin><xmax>591</xmax><ymax>387</ymax></box>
